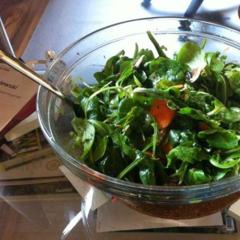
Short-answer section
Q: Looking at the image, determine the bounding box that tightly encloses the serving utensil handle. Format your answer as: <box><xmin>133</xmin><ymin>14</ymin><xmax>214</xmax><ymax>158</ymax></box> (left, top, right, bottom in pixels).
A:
<box><xmin>0</xmin><ymin>50</ymin><xmax>65</xmax><ymax>100</ymax></box>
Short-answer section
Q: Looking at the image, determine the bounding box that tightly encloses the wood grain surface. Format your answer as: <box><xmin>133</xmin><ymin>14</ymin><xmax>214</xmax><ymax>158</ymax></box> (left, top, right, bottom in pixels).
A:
<box><xmin>0</xmin><ymin>0</ymin><xmax>49</xmax><ymax>57</ymax></box>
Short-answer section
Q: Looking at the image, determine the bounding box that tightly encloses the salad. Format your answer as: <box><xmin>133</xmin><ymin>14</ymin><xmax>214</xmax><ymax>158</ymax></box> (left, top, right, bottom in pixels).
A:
<box><xmin>70</xmin><ymin>32</ymin><xmax>240</xmax><ymax>186</ymax></box>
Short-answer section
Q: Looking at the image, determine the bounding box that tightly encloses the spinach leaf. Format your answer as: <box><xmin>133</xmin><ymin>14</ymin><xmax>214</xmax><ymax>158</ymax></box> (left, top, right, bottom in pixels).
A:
<box><xmin>150</xmin><ymin>58</ymin><xmax>188</xmax><ymax>83</ymax></box>
<box><xmin>187</xmin><ymin>169</ymin><xmax>211</xmax><ymax>185</ymax></box>
<box><xmin>215</xmin><ymin>74</ymin><xmax>227</xmax><ymax>105</ymax></box>
<box><xmin>99</xmin><ymin>147</ymin><xmax>128</xmax><ymax>177</ymax></box>
<box><xmin>92</xmin><ymin>136</ymin><xmax>108</xmax><ymax>162</ymax></box>
<box><xmin>198</xmin><ymin>129</ymin><xmax>238</xmax><ymax>150</ymax></box>
<box><xmin>210</xmin><ymin>153</ymin><xmax>240</xmax><ymax>169</ymax></box>
<box><xmin>94</xmin><ymin>50</ymin><xmax>124</xmax><ymax>82</ymax></box>
<box><xmin>184</xmin><ymin>89</ymin><xmax>213</xmax><ymax>113</ymax></box>
<box><xmin>118</xmin><ymin>98</ymin><xmax>134</xmax><ymax>118</ymax></box>
<box><xmin>223</xmin><ymin>107</ymin><xmax>240</xmax><ymax>123</ymax></box>
<box><xmin>205</xmin><ymin>52</ymin><xmax>225</xmax><ymax>73</ymax></box>
<box><xmin>81</xmin><ymin>97</ymin><xmax>104</xmax><ymax>120</ymax></box>
<box><xmin>88</xmin><ymin>119</ymin><xmax>110</xmax><ymax>136</ymax></box>
<box><xmin>168</xmin><ymin>129</ymin><xmax>196</xmax><ymax>147</ymax></box>
<box><xmin>71</xmin><ymin>118</ymin><xmax>95</xmax><ymax>161</ymax></box>
<box><xmin>167</xmin><ymin>145</ymin><xmax>208</xmax><ymax>167</ymax></box>
<box><xmin>139</xmin><ymin>168</ymin><xmax>156</xmax><ymax>185</ymax></box>
<box><xmin>137</xmin><ymin>48</ymin><xmax>155</xmax><ymax>62</ymax></box>
<box><xmin>184</xmin><ymin>87</ymin><xmax>227</xmax><ymax>117</ymax></box>
<box><xmin>177</xmin><ymin>41</ymin><xmax>206</xmax><ymax>70</ymax></box>
<box><xmin>178</xmin><ymin>107</ymin><xmax>219</xmax><ymax>128</ymax></box>
<box><xmin>132</xmin><ymin>87</ymin><xmax>181</xmax><ymax>106</ymax></box>
<box><xmin>117</xmin><ymin>60</ymin><xmax>133</xmax><ymax>86</ymax></box>
<box><xmin>225</xmin><ymin>67</ymin><xmax>240</xmax><ymax>96</ymax></box>
<box><xmin>111</xmin><ymin>131</ymin><xmax>135</xmax><ymax>159</ymax></box>
<box><xmin>139</xmin><ymin>159</ymin><xmax>156</xmax><ymax>185</ymax></box>
<box><xmin>214</xmin><ymin>170</ymin><xmax>230</xmax><ymax>181</ymax></box>
<box><xmin>207</xmin><ymin>99</ymin><xmax>226</xmax><ymax>116</ymax></box>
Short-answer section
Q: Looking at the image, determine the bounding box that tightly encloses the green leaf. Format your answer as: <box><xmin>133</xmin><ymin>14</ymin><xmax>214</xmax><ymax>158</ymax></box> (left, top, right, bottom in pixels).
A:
<box><xmin>149</xmin><ymin>58</ymin><xmax>188</xmax><ymax>83</ymax></box>
<box><xmin>81</xmin><ymin>97</ymin><xmax>104</xmax><ymax>120</ymax></box>
<box><xmin>111</xmin><ymin>131</ymin><xmax>135</xmax><ymax>159</ymax></box>
<box><xmin>135</xmin><ymin>48</ymin><xmax>155</xmax><ymax>63</ymax></box>
<box><xmin>147</xmin><ymin>31</ymin><xmax>167</xmax><ymax>57</ymax></box>
<box><xmin>185</xmin><ymin>89</ymin><xmax>214</xmax><ymax>113</ymax></box>
<box><xmin>205</xmin><ymin>52</ymin><xmax>225</xmax><ymax>73</ymax></box>
<box><xmin>178</xmin><ymin>107</ymin><xmax>219</xmax><ymax>128</ymax></box>
<box><xmin>177</xmin><ymin>41</ymin><xmax>206</xmax><ymax>70</ymax></box>
<box><xmin>133</xmin><ymin>75</ymin><xmax>142</xmax><ymax>87</ymax></box>
<box><xmin>214</xmin><ymin>170</ymin><xmax>229</xmax><ymax>181</ymax></box>
<box><xmin>187</xmin><ymin>169</ymin><xmax>211</xmax><ymax>185</ymax></box>
<box><xmin>92</xmin><ymin>136</ymin><xmax>108</xmax><ymax>162</ymax></box>
<box><xmin>71</xmin><ymin>84</ymin><xmax>83</xmax><ymax>99</ymax></box>
<box><xmin>133</xmin><ymin>43</ymin><xmax>139</xmax><ymax>58</ymax></box>
<box><xmin>215</xmin><ymin>74</ymin><xmax>227</xmax><ymax>104</ymax></box>
<box><xmin>222</xmin><ymin>107</ymin><xmax>240</xmax><ymax>123</ymax></box>
<box><xmin>198</xmin><ymin>129</ymin><xmax>238</xmax><ymax>150</ymax></box>
<box><xmin>99</xmin><ymin>147</ymin><xmax>127</xmax><ymax>177</ymax></box>
<box><xmin>151</xmin><ymin>121</ymin><xmax>158</xmax><ymax>156</ymax></box>
<box><xmin>210</xmin><ymin>153</ymin><xmax>240</xmax><ymax>169</ymax></box>
<box><xmin>88</xmin><ymin>119</ymin><xmax>110</xmax><ymax>136</ymax></box>
<box><xmin>117</xmin><ymin>151</ymin><xmax>146</xmax><ymax>179</ymax></box>
<box><xmin>118</xmin><ymin>98</ymin><xmax>134</xmax><ymax>118</ymax></box>
<box><xmin>132</xmin><ymin>87</ymin><xmax>181</xmax><ymax>106</ymax></box>
<box><xmin>154</xmin><ymin>79</ymin><xmax>174</xmax><ymax>89</ymax></box>
<box><xmin>117</xmin><ymin>60</ymin><xmax>133</xmax><ymax>85</ymax></box>
<box><xmin>174</xmin><ymin>162</ymin><xmax>188</xmax><ymax>184</ymax></box>
<box><xmin>225</xmin><ymin>68</ymin><xmax>240</xmax><ymax>96</ymax></box>
<box><xmin>167</xmin><ymin>145</ymin><xmax>208</xmax><ymax>167</ymax></box>
<box><xmin>168</xmin><ymin>129</ymin><xmax>196</xmax><ymax>147</ymax></box>
<box><xmin>139</xmin><ymin>167</ymin><xmax>156</xmax><ymax>185</ymax></box>
<box><xmin>94</xmin><ymin>50</ymin><xmax>125</xmax><ymax>82</ymax></box>
<box><xmin>71</xmin><ymin>118</ymin><xmax>95</xmax><ymax>160</ymax></box>
<box><xmin>207</xmin><ymin>99</ymin><xmax>226</xmax><ymax>116</ymax></box>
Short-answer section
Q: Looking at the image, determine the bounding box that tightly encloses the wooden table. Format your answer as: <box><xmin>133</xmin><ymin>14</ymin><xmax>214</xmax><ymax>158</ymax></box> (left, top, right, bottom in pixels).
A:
<box><xmin>0</xmin><ymin>0</ymin><xmax>49</xmax><ymax>57</ymax></box>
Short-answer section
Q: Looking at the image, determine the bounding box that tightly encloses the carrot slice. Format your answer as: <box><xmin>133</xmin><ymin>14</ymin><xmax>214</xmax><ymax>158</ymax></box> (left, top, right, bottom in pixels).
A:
<box><xmin>162</xmin><ymin>142</ymin><xmax>173</xmax><ymax>154</ymax></box>
<box><xmin>198</xmin><ymin>122</ymin><xmax>209</xmax><ymax>131</ymax></box>
<box><xmin>150</xmin><ymin>99</ymin><xmax>175</xmax><ymax>129</ymax></box>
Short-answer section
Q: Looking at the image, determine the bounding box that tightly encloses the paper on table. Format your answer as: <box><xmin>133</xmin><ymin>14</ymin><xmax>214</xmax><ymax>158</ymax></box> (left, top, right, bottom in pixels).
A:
<box><xmin>96</xmin><ymin>201</ymin><xmax>223</xmax><ymax>232</ymax></box>
<box><xmin>0</xmin><ymin>64</ymin><xmax>37</xmax><ymax>132</ymax></box>
<box><xmin>59</xmin><ymin>165</ymin><xmax>110</xmax><ymax>210</ymax></box>
<box><xmin>59</xmin><ymin>165</ymin><xmax>223</xmax><ymax>232</ymax></box>
<box><xmin>4</xmin><ymin>112</ymin><xmax>39</xmax><ymax>141</ymax></box>
<box><xmin>228</xmin><ymin>199</ymin><xmax>240</xmax><ymax>222</ymax></box>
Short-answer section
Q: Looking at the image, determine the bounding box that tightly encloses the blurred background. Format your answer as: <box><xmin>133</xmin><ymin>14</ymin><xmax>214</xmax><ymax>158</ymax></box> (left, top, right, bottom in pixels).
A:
<box><xmin>1</xmin><ymin>0</ymin><xmax>240</xmax><ymax>60</ymax></box>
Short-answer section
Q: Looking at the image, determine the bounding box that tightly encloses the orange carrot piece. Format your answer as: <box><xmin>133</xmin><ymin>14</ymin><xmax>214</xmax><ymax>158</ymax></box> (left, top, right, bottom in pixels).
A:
<box><xmin>150</xmin><ymin>99</ymin><xmax>175</xmax><ymax>129</ymax></box>
<box><xmin>163</xmin><ymin>142</ymin><xmax>173</xmax><ymax>154</ymax></box>
<box><xmin>198</xmin><ymin>122</ymin><xmax>209</xmax><ymax>131</ymax></box>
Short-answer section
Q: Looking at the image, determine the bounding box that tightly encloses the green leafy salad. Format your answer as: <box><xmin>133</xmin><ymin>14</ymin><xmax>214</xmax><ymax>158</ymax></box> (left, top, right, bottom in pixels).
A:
<box><xmin>70</xmin><ymin>31</ymin><xmax>240</xmax><ymax>186</ymax></box>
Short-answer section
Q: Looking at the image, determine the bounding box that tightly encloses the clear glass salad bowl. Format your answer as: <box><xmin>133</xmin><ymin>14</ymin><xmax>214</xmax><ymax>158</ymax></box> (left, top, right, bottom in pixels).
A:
<box><xmin>37</xmin><ymin>17</ymin><xmax>240</xmax><ymax>219</ymax></box>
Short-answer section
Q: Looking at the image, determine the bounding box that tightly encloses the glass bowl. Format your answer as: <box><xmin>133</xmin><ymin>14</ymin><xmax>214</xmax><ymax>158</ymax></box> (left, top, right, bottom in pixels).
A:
<box><xmin>37</xmin><ymin>17</ymin><xmax>240</xmax><ymax>219</ymax></box>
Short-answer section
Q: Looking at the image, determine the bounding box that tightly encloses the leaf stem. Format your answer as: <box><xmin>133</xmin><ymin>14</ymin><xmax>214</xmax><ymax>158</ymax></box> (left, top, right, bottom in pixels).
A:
<box><xmin>88</xmin><ymin>82</ymin><xmax>121</xmax><ymax>100</ymax></box>
<box><xmin>117</xmin><ymin>156</ymin><xmax>144</xmax><ymax>179</ymax></box>
<box><xmin>147</xmin><ymin>31</ymin><xmax>167</xmax><ymax>58</ymax></box>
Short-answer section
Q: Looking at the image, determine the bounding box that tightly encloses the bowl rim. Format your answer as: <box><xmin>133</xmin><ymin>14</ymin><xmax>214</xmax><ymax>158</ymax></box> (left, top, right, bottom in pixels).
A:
<box><xmin>37</xmin><ymin>16</ymin><xmax>240</xmax><ymax>196</ymax></box>
<box><xmin>48</xmin><ymin>16</ymin><xmax>240</xmax><ymax>74</ymax></box>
